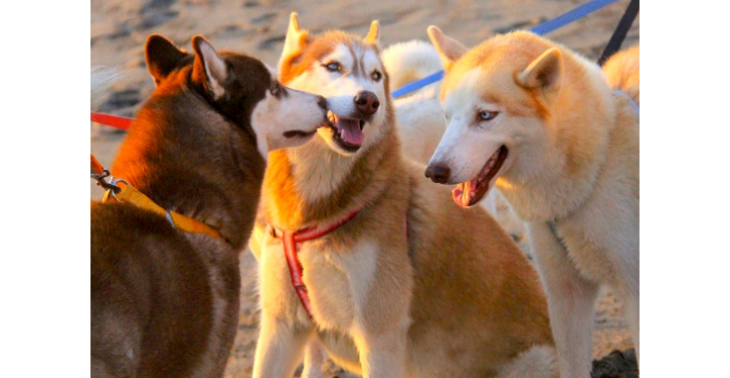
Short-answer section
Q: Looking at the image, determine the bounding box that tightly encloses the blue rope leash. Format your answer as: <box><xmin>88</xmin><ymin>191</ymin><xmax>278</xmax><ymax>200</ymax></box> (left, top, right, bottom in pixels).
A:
<box><xmin>391</xmin><ymin>0</ymin><xmax>621</xmax><ymax>98</ymax></box>
<box><xmin>390</xmin><ymin>71</ymin><xmax>440</xmax><ymax>98</ymax></box>
<box><xmin>530</xmin><ymin>0</ymin><xmax>619</xmax><ymax>36</ymax></box>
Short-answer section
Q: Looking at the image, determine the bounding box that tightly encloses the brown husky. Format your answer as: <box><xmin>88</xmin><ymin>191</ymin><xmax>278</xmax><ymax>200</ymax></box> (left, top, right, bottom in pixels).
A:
<box><xmin>91</xmin><ymin>34</ymin><xmax>329</xmax><ymax>377</ymax></box>
<box><xmin>249</xmin><ymin>14</ymin><xmax>558</xmax><ymax>378</ymax></box>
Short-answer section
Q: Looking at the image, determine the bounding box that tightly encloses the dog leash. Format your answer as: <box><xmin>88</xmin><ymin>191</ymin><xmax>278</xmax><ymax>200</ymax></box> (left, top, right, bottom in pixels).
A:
<box><xmin>91</xmin><ymin>154</ymin><xmax>226</xmax><ymax>242</ymax></box>
<box><xmin>597</xmin><ymin>0</ymin><xmax>639</xmax><ymax>66</ymax></box>
<box><xmin>268</xmin><ymin>210</ymin><xmax>410</xmax><ymax>318</ymax></box>
<box><xmin>91</xmin><ymin>112</ymin><xmax>133</xmax><ymax>130</ymax></box>
<box><xmin>391</xmin><ymin>0</ymin><xmax>623</xmax><ymax>98</ymax></box>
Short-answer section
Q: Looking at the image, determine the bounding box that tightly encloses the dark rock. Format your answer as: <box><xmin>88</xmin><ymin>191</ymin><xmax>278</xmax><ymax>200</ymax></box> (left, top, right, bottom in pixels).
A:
<box><xmin>243</xmin><ymin>0</ymin><xmax>260</xmax><ymax>7</ymax></box>
<box><xmin>591</xmin><ymin>349</ymin><xmax>638</xmax><ymax>378</ymax></box>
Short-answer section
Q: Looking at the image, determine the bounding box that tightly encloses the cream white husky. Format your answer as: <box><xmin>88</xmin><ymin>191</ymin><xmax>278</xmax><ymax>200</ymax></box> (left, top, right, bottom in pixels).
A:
<box><xmin>248</xmin><ymin>13</ymin><xmax>558</xmax><ymax>378</ymax></box>
<box><xmin>382</xmin><ymin>40</ymin><xmax>527</xmax><ymax>243</ymax></box>
<box><xmin>424</xmin><ymin>27</ymin><xmax>640</xmax><ymax>378</ymax></box>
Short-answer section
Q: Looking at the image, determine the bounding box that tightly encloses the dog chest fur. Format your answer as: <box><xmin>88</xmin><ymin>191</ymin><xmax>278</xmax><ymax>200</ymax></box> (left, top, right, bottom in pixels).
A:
<box><xmin>551</xmin><ymin>93</ymin><xmax>639</xmax><ymax>287</ymax></box>
<box><xmin>259</xmin><ymin>235</ymin><xmax>387</xmax><ymax>331</ymax></box>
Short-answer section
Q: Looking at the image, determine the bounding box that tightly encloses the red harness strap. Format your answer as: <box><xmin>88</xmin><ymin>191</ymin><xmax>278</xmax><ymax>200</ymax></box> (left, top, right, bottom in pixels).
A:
<box><xmin>269</xmin><ymin>210</ymin><xmax>361</xmax><ymax>318</ymax></box>
<box><xmin>91</xmin><ymin>112</ymin><xmax>133</xmax><ymax>130</ymax></box>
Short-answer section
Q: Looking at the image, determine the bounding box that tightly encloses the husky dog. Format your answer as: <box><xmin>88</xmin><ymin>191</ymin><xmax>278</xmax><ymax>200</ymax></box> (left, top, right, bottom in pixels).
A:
<box><xmin>91</xmin><ymin>34</ymin><xmax>329</xmax><ymax>377</ymax></box>
<box><xmin>382</xmin><ymin>39</ymin><xmax>527</xmax><ymax>243</ymax></box>
<box><xmin>424</xmin><ymin>27</ymin><xmax>640</xmax><ymax>378</ymax></box>
<box><xmin>249</xmin><ymin>14</ymin><xmax>558</xmax><ymax>378</ymax></box>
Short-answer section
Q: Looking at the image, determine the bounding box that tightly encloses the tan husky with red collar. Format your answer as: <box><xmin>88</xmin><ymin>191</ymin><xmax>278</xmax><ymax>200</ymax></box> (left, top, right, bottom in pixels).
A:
<box><xmin>249</xmin><ymin>14</ymin><xmax>558</xmax><ymax>378</ymax></box>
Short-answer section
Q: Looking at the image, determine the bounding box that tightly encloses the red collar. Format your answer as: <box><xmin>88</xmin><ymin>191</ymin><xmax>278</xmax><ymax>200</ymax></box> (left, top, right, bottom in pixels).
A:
<box><xmin>268</xmin><ymin>209</ymin><xmax>361</xmax><ymax>317</ymax></box>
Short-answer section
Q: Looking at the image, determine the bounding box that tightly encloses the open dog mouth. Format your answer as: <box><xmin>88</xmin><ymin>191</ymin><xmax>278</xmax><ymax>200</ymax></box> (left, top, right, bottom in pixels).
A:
<box><xmin>283</xmin><ymin>129</ymin><xmax>318</xmax><ymax>139</ymax></box>
<box><xmin>282</xmin><ymin>117</ymin><xmax>335</xmax><ymax>139</ymax></box>
<box><xmin>327</xmin><ymin>110</ymin><xmax>365</xmax><ymax>152</ymax></box>
<box><xmin>452</xmin><ymin>145</ymin><xmax>508</xmax><ymax>208</ymax></box>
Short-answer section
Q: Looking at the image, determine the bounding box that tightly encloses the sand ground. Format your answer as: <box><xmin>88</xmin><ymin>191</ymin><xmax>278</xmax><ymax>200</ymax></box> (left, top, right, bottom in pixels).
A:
<box><xmin>91</xmin><ymin>0</ymin><xmax>639</xmax><ymax>376</ymax></box>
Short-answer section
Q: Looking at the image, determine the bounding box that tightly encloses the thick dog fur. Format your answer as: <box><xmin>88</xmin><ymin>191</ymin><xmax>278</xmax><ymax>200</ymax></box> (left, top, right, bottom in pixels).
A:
<box><xmin>381</xmin><ymin>40</ymin><xmax>446</xmax><ymax>169</ymax></box>
<box><xmin>381</xmin><ymin>39</ymin><xmax>527</xmax><ymax>242</ymax></box>
<box><xmin>602</xmin><ymin>46</ymin><xmax>639</xmax><ymax>105</ymax></box>
<box><xmin>91</xmin><ymin>34</ymin><xmax>328</xmax><ymax>377</ymax></box>
<box><xmin>249</xmin><ymin>14</ymin><xmax>558</xmax><ymax>378</ymax></box>
<box><xmin>425</xmin><ymin>28</ymin><xmax>640</xmax><ymax>378</ymax></box>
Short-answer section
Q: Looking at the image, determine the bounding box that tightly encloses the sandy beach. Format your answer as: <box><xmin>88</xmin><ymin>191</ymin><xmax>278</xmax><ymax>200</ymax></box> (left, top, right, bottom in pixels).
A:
<box><xmin>91</xmin><ymin>0</ymin><xmax>639</xmax><ymax>376</ymax></box>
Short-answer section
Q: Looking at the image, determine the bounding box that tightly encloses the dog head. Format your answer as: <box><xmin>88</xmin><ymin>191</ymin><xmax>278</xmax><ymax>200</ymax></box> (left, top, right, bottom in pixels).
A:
<box><xmin>145</xmin><ymin>34</ymin><xmax>328</xmax><ymax>159</ymax></box>
<box><xmin>277</xmin><ymin>13</ymin><xmax>389</xmax><ymax>156</ymax></box>
<box><xmin>424</xmin><ymin>28</ymin><xmax>569</xmax><ymax>208</ymax></box>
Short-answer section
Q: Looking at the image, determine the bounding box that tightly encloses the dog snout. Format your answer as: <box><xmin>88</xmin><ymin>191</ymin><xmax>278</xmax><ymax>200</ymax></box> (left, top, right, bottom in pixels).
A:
<box><xmin>425</xmin><ymin>164</ymin><xmax>451</xmax><ymax>184</ymax></box>
<box><xmin>354</xmin><ymin>91</ymin><xmax>379</xmax><ymax>116</ymax></box>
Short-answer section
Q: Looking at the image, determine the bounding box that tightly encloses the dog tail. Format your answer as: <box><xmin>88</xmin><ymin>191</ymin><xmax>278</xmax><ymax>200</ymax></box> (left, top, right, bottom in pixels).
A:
<box><xmin>603</xmin><ymin>45</ymin><xmax>639</xmax><ymax>105</ymax></box>
<box><xmin>91</xmin><ymin>66</ymin><xmax>121</xmax><ymax>110</ymax></box>
<box><xmin>381</xmin><ymin>40</ymin><xmax>443</xmax><ymax>98</ymax></box>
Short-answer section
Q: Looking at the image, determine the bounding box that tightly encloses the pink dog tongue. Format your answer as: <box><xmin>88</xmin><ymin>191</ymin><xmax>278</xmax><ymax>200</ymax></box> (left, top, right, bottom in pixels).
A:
<box><xmin>337</xmin><ymin>119</ymin><xmax>364</xmax><ymax>145</ymax></box>
<box><xmin>452</xmin><ymin>178</ymin><xmax>478</xmax><ymax>208</ymax></box>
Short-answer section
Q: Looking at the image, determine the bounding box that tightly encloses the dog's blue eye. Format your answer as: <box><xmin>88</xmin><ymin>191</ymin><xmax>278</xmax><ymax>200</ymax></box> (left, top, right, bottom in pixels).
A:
<box><xmin>371</xmin><ymin>71</ymin><xmax>382</xmax><ymax>82</ymax></box>
<box><xmin>480</xmin><ymin>111</ymin><xmax>498</xmax><ymax>121</ymax></box>
<box><xmin>324</xmin><ymin>62</ymin><xmax>342</xmax><ymax>72</ymax></box>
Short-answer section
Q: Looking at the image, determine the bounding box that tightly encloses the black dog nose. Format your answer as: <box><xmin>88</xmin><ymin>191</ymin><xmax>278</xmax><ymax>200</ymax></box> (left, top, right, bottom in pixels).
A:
<box><xmin>354</xmin><ymin>91</ymin><xmax>380</xmax><ymax>116</ymax></box>
<box><xmin>316</xmin><ymin>95</ymin><xmax>327</xmax><ymax>111</ymax></box>
<box><xmin>424</xmin><ymin>164</ymin><xmax>451</xmax><ymax>184</ymax></box>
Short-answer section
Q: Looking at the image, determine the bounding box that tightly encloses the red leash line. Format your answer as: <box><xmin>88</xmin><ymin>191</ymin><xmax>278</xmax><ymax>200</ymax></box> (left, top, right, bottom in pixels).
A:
<box><xmin>90</xmin><ymin>112</ymin><xmax>133</xmax><ymax>130</ymax></box>
<box><xmin>283</xmin><ymin>232</ymin><xmax>315</xmax><ymax>316</ymax></box>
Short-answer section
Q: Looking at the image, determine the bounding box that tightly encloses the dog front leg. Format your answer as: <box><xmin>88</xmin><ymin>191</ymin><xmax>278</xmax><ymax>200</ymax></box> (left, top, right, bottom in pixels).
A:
<box><xmin>616</xmin><ymin>249</ymin><xmax>640</xmax><ymax>366</ymax></box>
<box><xmin>528</xmin><ymin>222</ymin><xmax>600</xmax><ymax>378</ymax></box>
<box><xmin>301</xmin><ymin>339</ymin><xmax>326</xmax><ymax>378</ymax></box>
<box><xmin>352</xmin><ymin>324</ymin><xmax>408</xmax><ymax>378</ymax></box>
<box><xmin>247</xmin><ymin>213</ymin><xmax>268</xmax><ymax>261</ymax></box>
<box><xmin>252</xmin><ymin>314</ymin><xmax>312</xmax><ymax>378</ymax></box>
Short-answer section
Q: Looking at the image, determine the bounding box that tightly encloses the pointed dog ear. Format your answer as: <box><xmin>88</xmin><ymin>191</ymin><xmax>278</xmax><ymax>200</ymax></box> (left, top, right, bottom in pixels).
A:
<box><xmin>145</xmin><ymin>34</ymin><xmax>188</xmax><ymax>86</ymax></box>
<box><xmin>364</xmin><ymin>20</ymin><xmax>379</xmax><ymax>45</ymax></box>
<box><xmin>515</xmin><ymin>48</ymin><xmax>563</xmax><ymax>98</ymax></box>
<box><xmin>192</xmin><ymin>35</ymin><xmax>228</xmax><ymax>100</ymax></box>
<box><xmin>427</xmin><ymin>26</ymin><xmax>468</xmax><ymax>72</ymax></box>
<box><xmin>281</xmin><ymin>13</ymin><xmax>309</xmax><ymax>61</ymax></box>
